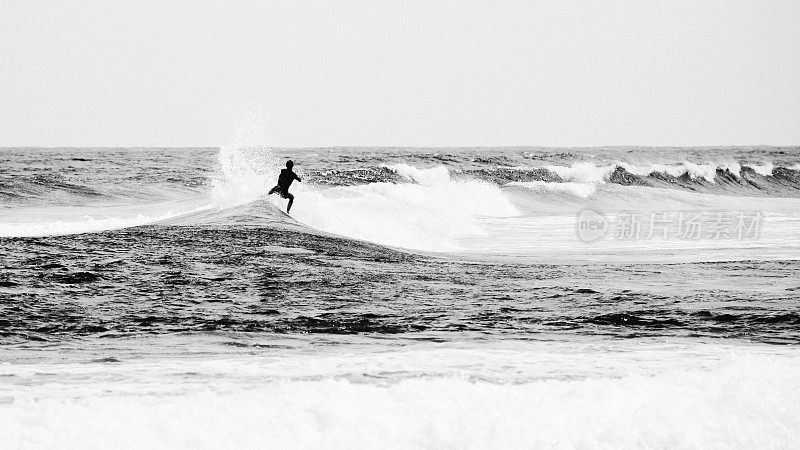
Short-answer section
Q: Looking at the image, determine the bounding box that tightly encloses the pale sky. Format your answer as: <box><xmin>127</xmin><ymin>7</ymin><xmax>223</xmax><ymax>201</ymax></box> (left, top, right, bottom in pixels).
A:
<box><xmin>1</xmin><ymin>0</ymin><xmax>799</xmax><ymax>147</ymax></box>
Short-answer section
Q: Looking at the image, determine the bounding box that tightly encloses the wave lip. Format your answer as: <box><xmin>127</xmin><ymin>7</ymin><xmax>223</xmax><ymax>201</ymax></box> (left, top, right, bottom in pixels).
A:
<box><xmin>289</xmin><ymin>164</ymin><xmax>519</xmax><ymax>251</ymax></box>
<box><xmin>0</xmin><ymin>204</ymin><xmax>213</xmax><ymax>238</ymax></box>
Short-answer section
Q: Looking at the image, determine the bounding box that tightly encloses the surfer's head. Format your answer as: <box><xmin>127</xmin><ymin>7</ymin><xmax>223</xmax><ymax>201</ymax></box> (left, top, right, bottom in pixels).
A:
<box><xmin>286</xmin><ymin>160</ymin><xmax>294</xmax><ymax>169</ymax></box>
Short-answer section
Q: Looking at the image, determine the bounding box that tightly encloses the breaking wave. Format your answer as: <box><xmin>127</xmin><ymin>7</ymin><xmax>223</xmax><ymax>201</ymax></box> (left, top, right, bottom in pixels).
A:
<box><xmin>464</xmin><ymin>161</ymin><xmax>800</xmax><ymax>196</ymax></box>
<box><xmin>290</xmin><ymin>164</ymin><xmax>518</xmax><ymax>251</ymax></box>
<box><xmin>3</xmin><ymin>145</ymin><xmax>800</xmax><ymax>252</ymax></box>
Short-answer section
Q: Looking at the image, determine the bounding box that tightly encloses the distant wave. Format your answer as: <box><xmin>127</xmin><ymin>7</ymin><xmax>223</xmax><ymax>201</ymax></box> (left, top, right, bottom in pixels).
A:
<box><xmin>306</xmin><ymin>161</ymin><xmax>800</xmax><ymax>198</ymax></box>
<box><xmin>457</xmin><ymin>162</ymin><xmax>800</xmax><ymax>197</ymax></box>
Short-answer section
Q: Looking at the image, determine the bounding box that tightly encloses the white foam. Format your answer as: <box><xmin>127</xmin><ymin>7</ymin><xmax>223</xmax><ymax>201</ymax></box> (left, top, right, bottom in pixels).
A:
<box><xmin>751</xmin><ymin>162</ymin><xmax>774</xmax><ymax>176</ymax></box>
<box><xmin>508</xmin><ymin>180</ymin><xmax>597</xmax><ymax>198</ymax></box>
<box><xmin>619</xmin><ymin>161</ymin><xmax>743</xmax><ymax>183</ymax></box>
<box><xmin>721</xmin><ymin>161</ymin><xmax>742</xmax><ymax>175</ymax></box>
<box><xmin>684</xmin><ymin>161</ymin><xmax>719</xmax><ymax>182</ymax></box>
<box><xmin>289</xmin><ymin>165</ymin><xmax>519</xmax><ymax>251</ymax></box>
<box><xmin>1</xmin><ymin>341</ymin><xmax>799</xmax><ymax>448</ymax></box>
<box><xmin>388</xmin><ymin>162</ymin><xmax>452</xmax><ymax>186</ymax></box>
<box><xmin>544</xmin><ymin>162</ymin><xmax>616</xmax><ymax>183</ymax></box>
<box><xmin>620</xmin><ymin>163</ymin><xmax>678</xmax><ymax>178</ymax></box>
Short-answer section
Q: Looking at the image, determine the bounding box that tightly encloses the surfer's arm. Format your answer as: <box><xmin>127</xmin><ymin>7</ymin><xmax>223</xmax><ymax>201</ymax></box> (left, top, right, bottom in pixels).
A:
<box><xmin>295</xmin><ymin>173</ymin><xmax>302</xmax><ymax>182</ymax></box>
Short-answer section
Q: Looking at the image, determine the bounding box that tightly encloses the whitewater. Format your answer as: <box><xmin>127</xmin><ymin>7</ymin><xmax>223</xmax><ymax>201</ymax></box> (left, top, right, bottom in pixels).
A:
<box><xmin>2</xmin><ymin>145</ymin><xmax>800</xmax><ymax>448</ymax></box>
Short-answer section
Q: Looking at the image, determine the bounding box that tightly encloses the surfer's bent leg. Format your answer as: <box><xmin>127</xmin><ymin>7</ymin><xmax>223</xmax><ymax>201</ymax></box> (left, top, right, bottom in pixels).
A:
<box><xmin>268</xmin><ymin>186</ymin><xmax>280</xmax><ymax>195</ymax></box>
<box><xmin>285</xmin><ymin>192</ymin><xmax>294</xmax><ymax>213</ymax></box>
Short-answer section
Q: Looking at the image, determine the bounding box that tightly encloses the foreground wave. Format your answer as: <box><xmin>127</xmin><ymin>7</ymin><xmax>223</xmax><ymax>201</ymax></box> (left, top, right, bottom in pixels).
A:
<box><xmin>2</xmin><ymin>338</ymin><xmax>798</xmax><ymax>448</ymax></box>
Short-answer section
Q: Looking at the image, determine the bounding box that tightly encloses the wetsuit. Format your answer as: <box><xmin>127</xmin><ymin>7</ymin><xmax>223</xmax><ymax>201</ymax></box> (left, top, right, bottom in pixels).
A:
<box><xmin>269</xmin><ymin>168</ymin><xmax>301</xmax><ymax>212</ymax></box>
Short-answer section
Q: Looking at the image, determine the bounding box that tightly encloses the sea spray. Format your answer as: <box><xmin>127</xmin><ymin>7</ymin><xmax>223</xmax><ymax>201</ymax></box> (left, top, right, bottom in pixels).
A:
<box><xmin>209</xmin><ymin>113</ymin><xmax>280</xmax><ymax>207</ymax></box>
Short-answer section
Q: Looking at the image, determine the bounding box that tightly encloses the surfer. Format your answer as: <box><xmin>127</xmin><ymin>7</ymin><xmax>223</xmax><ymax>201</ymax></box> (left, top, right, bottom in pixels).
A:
<box><xmin>268</xmin><ymin>160</ymin><xmax>302</xmax><ymax>213</ymax></box>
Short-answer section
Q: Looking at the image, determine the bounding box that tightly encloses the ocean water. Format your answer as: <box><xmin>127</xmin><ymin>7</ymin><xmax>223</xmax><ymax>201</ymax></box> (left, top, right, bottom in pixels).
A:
<box><xmin>2</xmin><ymin>145</ymin><xmax>800</xmax><ymax>448</ymax></box>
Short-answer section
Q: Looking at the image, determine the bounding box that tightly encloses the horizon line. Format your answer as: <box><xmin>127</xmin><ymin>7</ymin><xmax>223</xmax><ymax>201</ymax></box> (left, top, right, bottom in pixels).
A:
<box><xmin>2</xmin><ymin>144</ymin><xmax>799</xmax><ymax>150</ymax></box>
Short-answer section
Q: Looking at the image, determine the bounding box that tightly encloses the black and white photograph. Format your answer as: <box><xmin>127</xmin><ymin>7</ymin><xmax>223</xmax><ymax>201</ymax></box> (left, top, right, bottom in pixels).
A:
<box><xmin>2</xmin><ymin>1</ymin><xmax>799</xmax><ymax>447</ymax></box>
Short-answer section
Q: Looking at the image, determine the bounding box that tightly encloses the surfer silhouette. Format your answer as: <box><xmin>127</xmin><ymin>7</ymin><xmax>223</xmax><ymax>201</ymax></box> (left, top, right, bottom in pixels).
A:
<box><xmin>268</xmin><ymin>160</ymin><xmax>301</xmax><ymax>213</ymax></box>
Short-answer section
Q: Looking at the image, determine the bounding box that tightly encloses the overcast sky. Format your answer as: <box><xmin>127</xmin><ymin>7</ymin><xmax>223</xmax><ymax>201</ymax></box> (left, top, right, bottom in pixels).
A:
<box><xmin>1</xmin><ymin>0</ymin><xmax>799</xmax><ymax>147</ymax></box>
